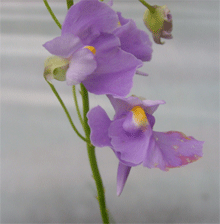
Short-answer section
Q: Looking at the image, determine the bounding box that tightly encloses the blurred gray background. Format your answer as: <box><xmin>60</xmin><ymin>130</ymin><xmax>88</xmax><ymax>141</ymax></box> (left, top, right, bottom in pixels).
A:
<box><xmin>1</xmin><ymin>0</ymin><xmax>219</xmax><ymax>223</ymax></box>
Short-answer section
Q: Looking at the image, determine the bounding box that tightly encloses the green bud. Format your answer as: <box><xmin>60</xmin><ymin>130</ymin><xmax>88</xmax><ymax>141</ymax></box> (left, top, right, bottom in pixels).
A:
<box><xmin>44</xmin><ymin>56</ymin><xmax>69</xmax><ymax>82</ymax></box>
<box><xmin>143</xmin><ymin>5</ymin><xmax>173</xmax><ymax>44</ymax></box>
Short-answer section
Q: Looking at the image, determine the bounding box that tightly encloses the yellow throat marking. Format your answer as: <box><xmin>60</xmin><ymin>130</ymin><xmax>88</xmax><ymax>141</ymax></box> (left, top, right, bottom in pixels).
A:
<box><xmin>84</xmin><ymin>46</ymin><xmax>96</xmax><ymax>55</ymax></box>
<box><xmin>131</xmin><ymin>106</ymin><xmax>149</xmax><ymax>126</ymax></box>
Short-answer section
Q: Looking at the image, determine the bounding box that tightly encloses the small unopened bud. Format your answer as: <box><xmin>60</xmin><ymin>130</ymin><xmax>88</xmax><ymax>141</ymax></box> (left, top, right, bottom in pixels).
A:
<box><xmin>143</xmin><ymin>5</ymin><xmax>173</xmax><ymax>44</ymax></box>
<box><xmin>44</xmin><ymin>56</ymin><xmax>69</xmax><ymax>82</ymax></box>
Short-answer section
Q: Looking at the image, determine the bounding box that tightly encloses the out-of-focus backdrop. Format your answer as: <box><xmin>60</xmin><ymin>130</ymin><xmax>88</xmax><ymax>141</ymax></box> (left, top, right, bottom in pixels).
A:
<box><xmin>1</xmin><ymin>0</ymin><xmax>219</xmax><ymax>223</ymax></box>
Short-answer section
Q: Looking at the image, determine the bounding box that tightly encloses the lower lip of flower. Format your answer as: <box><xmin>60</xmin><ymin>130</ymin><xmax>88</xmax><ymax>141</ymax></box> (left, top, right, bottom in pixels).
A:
<box><xmin>84</xmin><ymin>46</ymin><xmax>96</xmax><ymax>55</ymax></box>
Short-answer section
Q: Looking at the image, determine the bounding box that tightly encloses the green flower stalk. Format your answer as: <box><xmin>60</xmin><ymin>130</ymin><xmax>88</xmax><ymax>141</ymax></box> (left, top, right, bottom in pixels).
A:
<box><xmin>43</xmin><ymin>0</ymin><xmax>110</xmax><ymax>223</ymax></box>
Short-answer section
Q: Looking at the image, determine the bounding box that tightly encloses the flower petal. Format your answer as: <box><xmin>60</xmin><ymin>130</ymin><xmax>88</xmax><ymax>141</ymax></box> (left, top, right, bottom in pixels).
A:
<box><xmin>114</xmin><ymin>12</ymin><xmax>152</xmax><ymax>61</ymax></box>
<box><xmin>117</xmin><ymin>162</ymin><xmax>131</xmax><ymax>196</ymax></box>
<box><xmin>107</xmin><ymin>95</ymin><xmax>143</xmax><ymax>119</ymax></box>
<box><xmin>82</xmin><ymin>33</ymin><xmax>142</xmax><ymax>97</ymax></box>
<box><xmin>66</xmin><ymin>48</ymin><xmax>97</xmax><ymax>86</ymax></box>
<box><xmin>43</xmin><ymin>34</ymin><xmax>83</xmax><ymax>58</ymax></box>
<box><xmin>62</xmin><ymin>0</ymin><xmax>118</xmax><ymax>44</ymax></box>
<box><xmin>90</xmin><ymin>32</ymin><xmax>121</xmax><ymax>53</ymax></box>
<box><xmin>108</xmin><ymin>117</ymin><xmax>152</xmax><ymax>166</ymax></box>
<box><xmin>87</xmin><ymin>106</ymin><xmax>112</xmax><ymax>147</ymax></box>
<box><xmin>122</xmin><ymin>111</ymin><xmax>141</xmax><ymax>133</ymax></box>
<box><xmin>161</xmin><ymin>31</ymin><xmax>173</xmax><ymax>39</ymax></box>
<box><xmin>142</xmin><ymin>99</ymin><xmax>166</xmax><ymax>115</ymax></box>
<box><xmin>107</xmin><ymin>0</ymin><xmax>114</xmax><ymax>7</ymax></box>
<box><xmin>107</xmin><ymin>95</ymin><xmax>165</xmax><ymax>119</ymax></box>
<box><xmin>153</xmin><ymin>33</ymin><xmax>164</xmax><ymax>45</ymax></box>
<box><xmin>143</xmin><ymin>131</ymin><xmax>204</xmax><ymax>171</ymax></box>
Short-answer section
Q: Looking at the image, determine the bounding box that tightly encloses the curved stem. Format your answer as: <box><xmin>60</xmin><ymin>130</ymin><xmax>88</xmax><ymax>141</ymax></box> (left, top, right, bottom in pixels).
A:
<box><xmin>138</xmin><ymin>0</ymin><xmax>155</xmax><ymax>13</ymax></box>
<box><xmin>72</xmin><ymin>85</ymin><xmax>84</xmax><ymax>128</ymax></box>
<box><xmin>44</xmin><ymin>0</ymin><xmax>109</xmax><ymax>221</ymax></box>
<box><xmin>46</xmin><ymin>80</ymin><xmax>87</xmax><ymax>143</ymax></box>
<box><xmin>80</xmin><ymin>84</ymin><xmax>109</xmax><ymax>224</ymax></box>
<box><xmin>43</xmin><ymin>0</ymin><xmax>62</xmax><ymax>29</ymax></box>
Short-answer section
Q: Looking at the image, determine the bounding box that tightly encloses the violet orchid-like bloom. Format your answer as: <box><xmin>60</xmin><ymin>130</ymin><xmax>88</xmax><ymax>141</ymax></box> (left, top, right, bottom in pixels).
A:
<box><xmin>87</xmin><ymin>95</ymin><xmax>204</xmax><ymax>196</ymax></box>
<box><xmin>43</xmin><ymin>0</ymin><xmax>152</xmax><ymax>97</ymax></box>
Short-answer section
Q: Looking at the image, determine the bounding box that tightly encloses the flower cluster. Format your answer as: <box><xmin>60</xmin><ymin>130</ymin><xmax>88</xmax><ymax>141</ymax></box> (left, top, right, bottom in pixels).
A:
<box><xmin>43</xmin><ymin>0</ymin><xmax>203</xmax><ymax>196</ymax></box>
<box><xmin>44</xmin><ymin>0</ymin><xmax>152</xmax><ymax>97</ymax></box>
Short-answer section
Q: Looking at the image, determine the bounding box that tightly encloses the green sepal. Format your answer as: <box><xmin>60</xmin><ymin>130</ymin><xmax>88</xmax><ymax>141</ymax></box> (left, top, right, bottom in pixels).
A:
<box><xmin>44</xmin><ymin>56</ymin><xmax>69</xmax><ymax>82</ymax></box>
<box><xmin>143</xmin><ymin>5</ymin><xmax>165</xmax><ymax>34</ymax></box>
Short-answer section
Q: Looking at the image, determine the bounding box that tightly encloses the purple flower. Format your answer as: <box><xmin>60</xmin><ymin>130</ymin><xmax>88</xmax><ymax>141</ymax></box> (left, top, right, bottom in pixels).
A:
<box><xmin>87</xmin><ymin>95</ymin><xmax>204</xmax><ymax>196</ymax></box>
<box><xmin>43</xmin><ymin>0</ymin><xmax>152</xmax><ymax>97</ymax></box>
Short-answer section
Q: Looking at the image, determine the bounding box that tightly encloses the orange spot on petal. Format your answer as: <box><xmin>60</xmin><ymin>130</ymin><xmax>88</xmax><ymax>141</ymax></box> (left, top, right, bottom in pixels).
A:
<box><xmin>84</xmin><ymin>46</ymin><xmax>96</xmax><ymax>55</ymax></box>
<box><xmin>131</xmin><ymin>106</ymin><xmax>148</xmax><ymax>126</ymax></box>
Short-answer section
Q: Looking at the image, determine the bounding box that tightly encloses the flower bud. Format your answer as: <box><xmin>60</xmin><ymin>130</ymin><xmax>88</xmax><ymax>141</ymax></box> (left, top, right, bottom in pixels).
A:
<box><xmin>44</xmin><ymin>56</ymin><xmax>69</xmax><ymax>82</ymax></box>
<box><xmin>143</xmin><ymin>5</ymin><xmax>173</xmax><ymax>44</ymax></box>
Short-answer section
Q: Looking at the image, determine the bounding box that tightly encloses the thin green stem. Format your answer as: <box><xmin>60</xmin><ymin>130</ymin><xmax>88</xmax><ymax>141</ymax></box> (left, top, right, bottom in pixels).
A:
<box><xmin>80</xmin><ymin>84</ymin><xmax>90</xmax><ymax>128</ymax></box>
<box><xmin>46</xmin><ymin>80</ymin><xmax>87</xmax><ymax>143</ymax></box>
<box><xmin>43</xmin><ymin>0</ymin><xmax>62</xmax><ymax>29</ymax></box>
<box><xmin>66</xmin><ymin>0</ymin><xmax>74</xmax><ymax>9</ymax></box>
<box><xmin>72</xmin><ymin>85</ymin><xmax>84</xmax><ymax>128</ymax></box>
<box><xmin>138</xmin><ymin>0</ymin><xmax>155</xmax><ymax>13</ymax></box>
<box><xmin>44</xmin><ymin>0</ymin><xmax>109</xmax><ymax>222</ymax></box>
<box><xmin>80</xmin><ymin>84</ymin><xmax>109</xmax><ymax>224</ymax></box>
